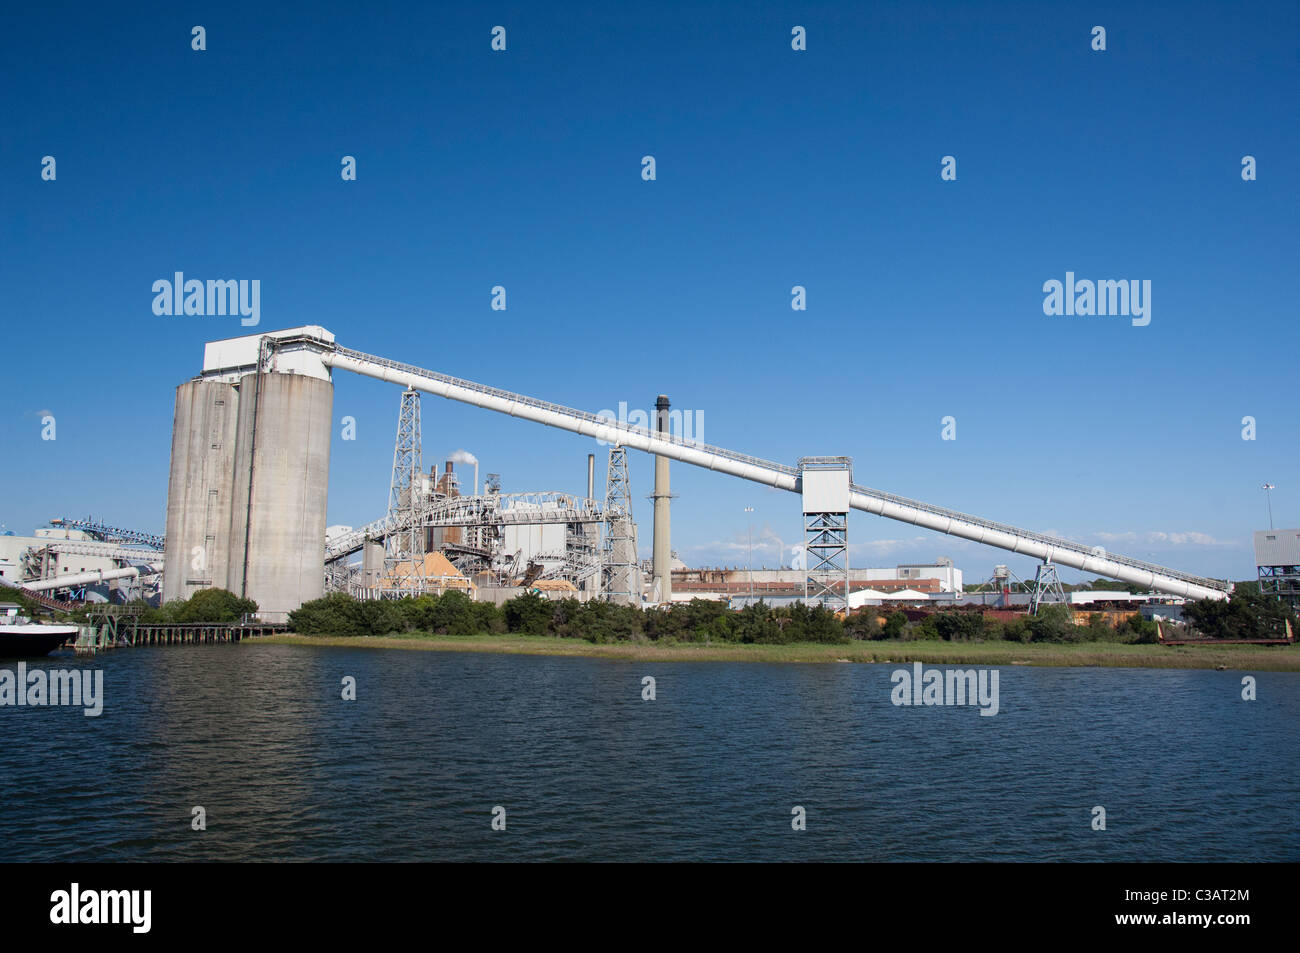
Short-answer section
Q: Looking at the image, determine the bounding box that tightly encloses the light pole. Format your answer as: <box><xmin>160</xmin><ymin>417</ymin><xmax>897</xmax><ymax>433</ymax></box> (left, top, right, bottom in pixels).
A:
<box><xmin>744</xmin><ymin>507</ymin><xmax>755</xmax><ymax>603</ymax></box>
<box><xmin>1263</xmin><ymin>484</ymin><xmax>1276</xmax><ymax>530</ymax></box>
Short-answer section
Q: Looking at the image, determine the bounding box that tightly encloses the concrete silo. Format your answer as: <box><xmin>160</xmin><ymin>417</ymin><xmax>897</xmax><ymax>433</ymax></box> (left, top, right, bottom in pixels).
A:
<box><xmin>225</xmin><ymin>370</ymin><xmax>333</xmax><ymax>619</ymax></box>
<box><xmin>163</xmin><ymin>327</ymin><xmax>335</xmax><ymax>620</ymax></box>
<box><xmin>162</xmin><ymin>379</ymin><xmax>241</xmax><ymax>604</ymax></box>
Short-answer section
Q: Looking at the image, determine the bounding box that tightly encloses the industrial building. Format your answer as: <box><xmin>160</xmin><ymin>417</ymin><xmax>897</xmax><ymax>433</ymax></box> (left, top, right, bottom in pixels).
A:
<box><xmin>0</xmin><ymin>521</ymin><xmax>162</xmax><ymax>602</ymax></box>
<box><xmin>1254</xmin><ymin>529</ymin><xmax>1300</xmax><ymax>610</ymax></box>
<box><xmin>675</xmin><ymin>558</ymin><xmax>963</xmax><ymax>604</ymax></box>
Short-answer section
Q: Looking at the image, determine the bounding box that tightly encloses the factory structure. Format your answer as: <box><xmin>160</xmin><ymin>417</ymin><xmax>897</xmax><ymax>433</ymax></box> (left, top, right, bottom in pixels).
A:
<box><xmin>1255</xmin><ymin>529</ymin><xmax>1300</xmax><ymax>611</ymax></box>
<box><xmin>2</xmin><ymin>326</ymin><xmax>1245</xmax><ymax>621</ymax></box>
<box><xmin>0</xmin><ymin>519</ymin><xmax>163</xmax><ymax>603</ymax></box>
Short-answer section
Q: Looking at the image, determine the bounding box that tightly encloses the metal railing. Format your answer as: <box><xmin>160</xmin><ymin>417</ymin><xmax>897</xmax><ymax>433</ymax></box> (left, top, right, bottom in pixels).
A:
<box><xmin>325</xmin><ymin>490</ymin><xmax>604</xmax><ymax>562</ymax></box>
<box><xmin>846</xmin><ymin>481</ymin><xmax>1229</xmax><ymax>591</ymax></box>
<box><xmin>331</xmin><ymin>344</ymin><xmax>803</xmax><ymax>478</ymax></box>
<box><xmin>49</xmin><ymin>518</ymin><xmax>165</xmax><ymax>550</ymax></box>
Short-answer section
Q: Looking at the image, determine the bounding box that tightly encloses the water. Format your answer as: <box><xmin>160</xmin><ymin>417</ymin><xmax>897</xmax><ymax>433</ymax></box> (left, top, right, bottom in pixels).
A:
<box><xmin>1</xmin><ymin>644</ymin><xmax>1296</xmax><ymax>861</ymax></box>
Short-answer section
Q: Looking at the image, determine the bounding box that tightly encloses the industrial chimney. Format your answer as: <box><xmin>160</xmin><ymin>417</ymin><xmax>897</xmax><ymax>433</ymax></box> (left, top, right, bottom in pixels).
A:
<box><xmin>652</xmin><ymin>395</ymin><xmax>672</xmax><ymax>603</ymax></box>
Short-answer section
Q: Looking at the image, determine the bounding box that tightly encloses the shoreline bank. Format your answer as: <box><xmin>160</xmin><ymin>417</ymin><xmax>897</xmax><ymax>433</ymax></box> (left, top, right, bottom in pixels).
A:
<box><xmin>253</xmin><ymin>633</ymin><xmax>1300</xmax><ymax>671</ymax></box>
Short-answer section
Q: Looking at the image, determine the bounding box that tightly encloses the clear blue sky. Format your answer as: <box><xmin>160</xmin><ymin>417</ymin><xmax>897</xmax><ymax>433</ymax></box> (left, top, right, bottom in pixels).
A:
<box><xmin>2</xmin><ymin>1</ymin><xmax>1296</xmax><ymax>584</ymax></box>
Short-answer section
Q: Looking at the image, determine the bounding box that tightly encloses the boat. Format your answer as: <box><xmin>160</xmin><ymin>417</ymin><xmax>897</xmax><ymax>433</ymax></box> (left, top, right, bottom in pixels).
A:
<box><xmin>0</xmin><ymin>603</ymin><xmax>77</xmax><ymax>656</ymax></box>
<box><xmin>0</xmin><ymin>622</ymin><xmax>78</xmax><ymax>657</ymax></box>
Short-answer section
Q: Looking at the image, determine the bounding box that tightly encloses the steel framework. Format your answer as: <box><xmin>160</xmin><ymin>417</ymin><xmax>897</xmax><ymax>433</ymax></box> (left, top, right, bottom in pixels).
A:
<box><xmin>48</xmin><ymin>518</ymin><xmax>165</xmax><ymax>550</ymax></box>
<box><xmin>803</xmin><ymin>513</ymin><xmax>849</xmax><ymax>611</ymax></box>
<box><xmin>326</xmin><ymin>491</ymin><xmax>604</xmax><ymax>564</ymax></box>
<box><xmin>385</xmin><ymin>389</ymin><xmax>426</xmax><ymax>590</ymax></box>
<box><xmin>801</xmin><ymin>457</ymin><xmax>851</xmax><ymax>612</ymax></box>
<box><xmin>1258</xmin><ymin>564</ymin><xmax>1300</xmax><ymax>611</ymax></box>
<box><xmin>1029</xmin><ymin>560</ymin><xmax>1068</xmax><ymax>614</ymax></box>
<box><xmin>603</xmin><ymin>447</ymin><xmax>640</xmax><ymax>604</ymax></box>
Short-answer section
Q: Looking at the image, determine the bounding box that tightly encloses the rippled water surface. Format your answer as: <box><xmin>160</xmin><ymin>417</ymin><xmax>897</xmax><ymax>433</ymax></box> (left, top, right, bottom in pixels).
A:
<box><xmin>2</xmin><ymin>644</ymin><xmax>1297</xmax><ymax>861</ymax></box>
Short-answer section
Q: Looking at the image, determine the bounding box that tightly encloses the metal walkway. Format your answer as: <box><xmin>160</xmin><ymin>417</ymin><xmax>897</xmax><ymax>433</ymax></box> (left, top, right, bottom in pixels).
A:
<box><xmin>326</xmin><ymin>490</ymin><xmax>603</xmax><ymax>563</ymax></box>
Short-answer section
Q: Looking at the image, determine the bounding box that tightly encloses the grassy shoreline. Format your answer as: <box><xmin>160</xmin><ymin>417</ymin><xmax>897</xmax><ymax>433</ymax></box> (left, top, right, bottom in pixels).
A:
<box><xmin>252</xmin><ymin>632</ymin><xmax>1300</xmax><ymax>671</ymax></box>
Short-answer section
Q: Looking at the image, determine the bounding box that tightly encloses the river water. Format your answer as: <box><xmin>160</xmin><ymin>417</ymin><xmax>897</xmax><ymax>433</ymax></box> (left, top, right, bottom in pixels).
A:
<box><xmin>1</xmin><ymin>644</ymin><xmax>1296</xmax><ymax>862</ymax></box>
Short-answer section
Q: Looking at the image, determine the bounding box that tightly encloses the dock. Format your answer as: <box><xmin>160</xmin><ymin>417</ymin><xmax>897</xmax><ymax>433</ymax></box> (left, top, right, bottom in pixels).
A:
<box><xmin>70</xmin><ymin>606</ymin><xmax>288</xmax><ymax>653</ymax></box>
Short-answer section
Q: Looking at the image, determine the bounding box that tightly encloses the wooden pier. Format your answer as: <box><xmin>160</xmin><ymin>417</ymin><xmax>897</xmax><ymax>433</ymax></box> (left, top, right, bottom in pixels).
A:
<box><xmin>129</xmin><ymin>622</ymin><xmax>290</xmax><ymax>645</ymax></box>
<box><xmin>70</xmin><ymin>606</ymin><xmax>290</xmax><ymax>652</ymax></box>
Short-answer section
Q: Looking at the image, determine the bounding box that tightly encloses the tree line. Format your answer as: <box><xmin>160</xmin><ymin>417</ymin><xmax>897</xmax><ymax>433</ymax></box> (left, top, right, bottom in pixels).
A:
<box><xmin>285</xmin><ymin>591</ymin><xmax>1173</xmax><ymax>645</ymax></box>
<box><xmin>65</xmin><ymin>580</ymin><xmax>1295</xmax><ymax>645</ymax></box>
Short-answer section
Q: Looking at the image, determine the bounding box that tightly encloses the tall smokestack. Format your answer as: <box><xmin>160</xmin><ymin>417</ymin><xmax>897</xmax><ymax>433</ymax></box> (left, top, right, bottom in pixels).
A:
<box><xmin>587</xmin><ymin>453</ymin><xmax>595</xmax><ymax>500</ymax></box>
<box><xmin>652</xmin><ymin>395</ymin><xmax>672</xmax><ymax>603</ymax></box>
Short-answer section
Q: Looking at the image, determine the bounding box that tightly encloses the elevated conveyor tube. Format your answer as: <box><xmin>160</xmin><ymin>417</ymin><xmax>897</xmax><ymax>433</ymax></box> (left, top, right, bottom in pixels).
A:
<box><xmin>23</xmin><ymin>565</ymin><xmax>161</xmax><ymax>592</ymax></box>
<box><xmin>318</xmin><ymin>345</ymin><xmax>1230</xmax><ymax>602</ymax></box>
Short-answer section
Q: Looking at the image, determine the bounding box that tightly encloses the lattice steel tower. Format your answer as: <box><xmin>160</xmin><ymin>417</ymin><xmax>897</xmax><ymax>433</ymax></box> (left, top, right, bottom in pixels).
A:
<box><xmin>603</xmin><ymin>446</ymin><xmax>640</xmax><ymax>605</ymax></box>
<box><xmin>385</xmin><ymin>388</ymin><xmax>426</xmax><ymax>591</ymax></box>
<box><xmin>1029</xmin><ymin>560</ymin><xmax>1067</xmax><ymax>615</ymax></box>
<box><xmin>800</xmin><ymin>457</ymin><xmax>852</xmax><ymax>613</ymax></box>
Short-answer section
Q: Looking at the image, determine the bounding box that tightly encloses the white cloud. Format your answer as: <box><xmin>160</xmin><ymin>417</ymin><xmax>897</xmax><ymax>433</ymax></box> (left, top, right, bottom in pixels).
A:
<box><xmin>1093</xmin><ymin>530</ymin><xmax>1234</xmax><ymax>547</ymax></box>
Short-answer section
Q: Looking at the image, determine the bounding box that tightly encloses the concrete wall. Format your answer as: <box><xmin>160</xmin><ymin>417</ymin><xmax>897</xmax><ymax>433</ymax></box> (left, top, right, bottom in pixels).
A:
<box><xmin>225</xmin><ymin>372</ymin><xmax>333</xmax><ymax>619</ymax></box>
<box><xmin>476</xmin><ymin>586</ymin><xmax>596</xmax><ymax>606</ymax></box>
<box><xmin>162</xmin><ymin>379</ymin><xmax>241</xmax><ymax>603</ymax></box>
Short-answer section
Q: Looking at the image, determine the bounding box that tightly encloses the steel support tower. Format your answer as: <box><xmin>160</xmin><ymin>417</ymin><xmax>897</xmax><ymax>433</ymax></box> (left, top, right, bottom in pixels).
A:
<box><xmin>603</xmin><ymin>447</ymin><xmax>640</xmax><ymax>605</ymax></box>
<box><xmin>385</xmin><ymin>388</ymin><xmax>426</xmax><ymax>591</ymax></box>
<box><xmin>1029</xmin><ymin>560</ymin><xmax>1067</xmax><ymax>614</ymax></box>
<box><xmin>800</xmin><ymin>457</ymin><xmax>851</xmax><ymax>612</ymax></box>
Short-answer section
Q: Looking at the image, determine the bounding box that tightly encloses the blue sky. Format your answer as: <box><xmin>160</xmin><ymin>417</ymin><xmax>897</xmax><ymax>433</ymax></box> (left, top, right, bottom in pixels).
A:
<box><xmin>2</xmin><ymin>1</ymin><xmax>1296</xmax><ymax>584</ymax></box>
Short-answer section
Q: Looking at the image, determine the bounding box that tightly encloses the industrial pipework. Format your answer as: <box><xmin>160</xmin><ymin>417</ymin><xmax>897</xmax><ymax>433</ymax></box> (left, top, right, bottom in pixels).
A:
<box><xmin>22</xmin><ymin>564</ymin><xmax>160</xmax><ymax>593</ymax></box>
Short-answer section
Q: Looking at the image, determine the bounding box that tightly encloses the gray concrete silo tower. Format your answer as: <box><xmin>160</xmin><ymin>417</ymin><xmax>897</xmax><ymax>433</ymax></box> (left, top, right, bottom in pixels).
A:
<box><xmin>162</xmin><ymin>327</ymin><xmax>334</xmax><ymax>620</ymax></box>
<box><xmin>162</xmin><ymin>379</ymin><xmax>241</xmax><ymax>604</ymax></box>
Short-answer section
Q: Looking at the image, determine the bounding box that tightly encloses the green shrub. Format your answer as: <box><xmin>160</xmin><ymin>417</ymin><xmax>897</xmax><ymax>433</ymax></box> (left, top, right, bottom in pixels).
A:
<box><xmin>929</xmin><ymin>611</ymin><xmax>986</xmax><ymax>642</ymax></box>
<box><xmin>882</xmin><ymin>611</ymin><xmax>908</xmax><ymax>640</ymax></box>
<box><xmin>174</xmin><ymin>588</ymin><xmax>258</xmax><ymax>624</ymax></box>
<box><xmin>1183</xmin><ymin>584</ymin><xmax>1296</xmax><ymax>640</ymax></box>
<box><xmin>1028</xmin><ymin>604</ymin><xmax>1079</xmax><ymax>643</ymax></box>
<box><xmin>503</xmin><ymin>591</ymin><xmax>552</xmax><ymax>635</ymax></box>
<box><xmin>843</xmin><ymin>607</ymin><xmax>880</xmax><ymax>640</ymax></box>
